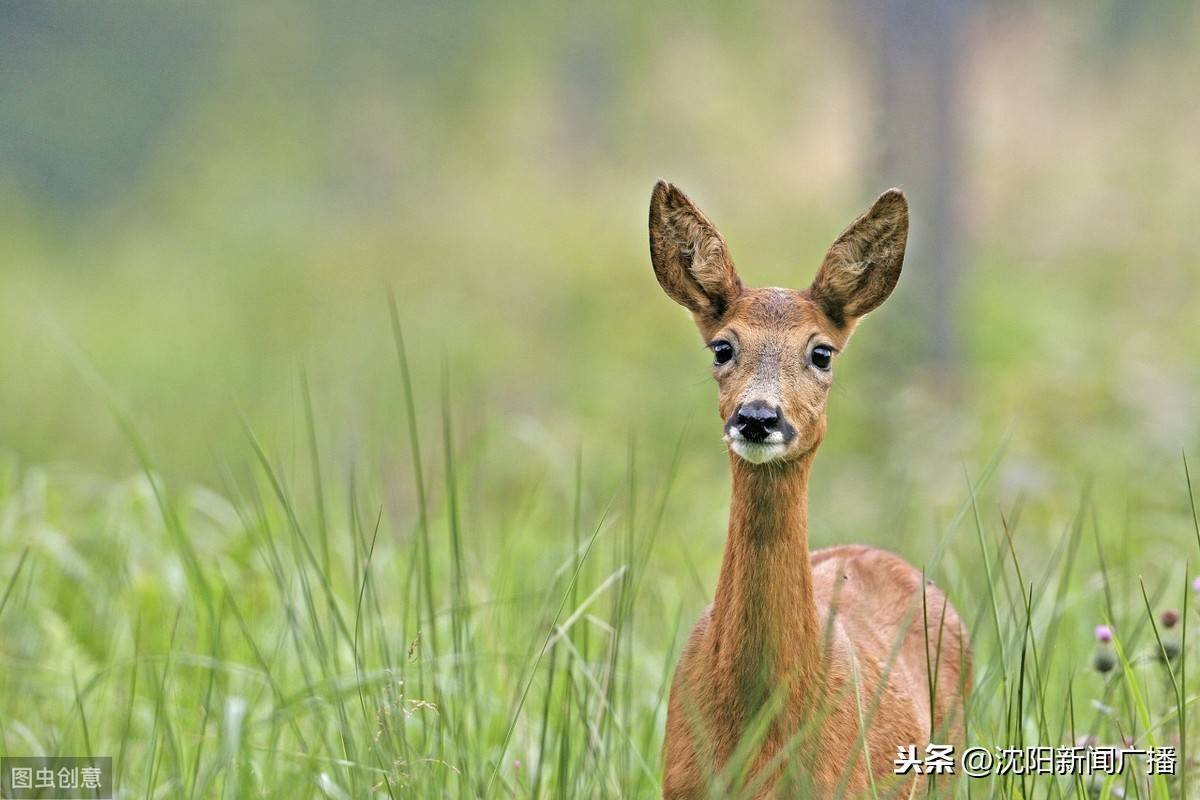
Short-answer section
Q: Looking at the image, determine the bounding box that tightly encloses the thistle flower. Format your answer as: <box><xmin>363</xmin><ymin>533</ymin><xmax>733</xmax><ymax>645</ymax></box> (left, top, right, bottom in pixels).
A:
<box><xmin>1092</xmin><ymin>624</ymin><xmax>1116</xmax><ymax>673</ymax></box>
<box><xmin>1158</xmin><ymin>639</ymin><xmax>1181</xmax><ymax>662</ymax></box>
<box><xmin>1193</xmin><ymin>576</ymin><xmax>1200</xmax><ymax>593</ymax></box>
<box><xmin>1161</xmin><ymin>609</ymin><xmax>1180</xmax><ymax>629</ymax></box>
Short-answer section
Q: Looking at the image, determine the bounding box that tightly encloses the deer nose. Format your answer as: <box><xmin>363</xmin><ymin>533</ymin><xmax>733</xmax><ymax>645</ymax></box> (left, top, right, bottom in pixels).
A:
<box><xmin>734</xmin><ymin>402</ymin><xmax>781</xmax><ymax>443</ymax></box>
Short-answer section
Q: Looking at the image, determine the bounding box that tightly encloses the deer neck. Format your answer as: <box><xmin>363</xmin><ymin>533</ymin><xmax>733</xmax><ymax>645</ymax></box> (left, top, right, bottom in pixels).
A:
<box><xmin>708</xmin><ymin>450</ymin><xmax>824</xmax><ymax>722</ymax></box>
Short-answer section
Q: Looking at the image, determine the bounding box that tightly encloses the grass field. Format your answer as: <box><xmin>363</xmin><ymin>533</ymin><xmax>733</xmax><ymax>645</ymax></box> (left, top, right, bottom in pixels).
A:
<box><xmin>2</xmin><ymin>296</ymin><xmax>1198</xmax><ymax>797</ymax></box>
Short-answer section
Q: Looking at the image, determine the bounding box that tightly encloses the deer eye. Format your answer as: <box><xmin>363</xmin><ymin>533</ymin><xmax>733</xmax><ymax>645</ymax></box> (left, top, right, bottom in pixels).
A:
<box><xmin>710</xmin><ymin>340</ymin><xmax>734</xmax><ymax>366</ymax></box>
<box><xmin>811</xmin><ymin>345</ymin><xmax>833</xmax><ymax>371</ymax></box>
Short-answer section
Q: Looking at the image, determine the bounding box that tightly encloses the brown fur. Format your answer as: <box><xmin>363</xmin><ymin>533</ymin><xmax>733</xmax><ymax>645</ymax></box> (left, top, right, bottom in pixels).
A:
<box><xmin>648</xmin><ymin>182</ymin><xmax>971</xmax><ymax>798</ymax></box>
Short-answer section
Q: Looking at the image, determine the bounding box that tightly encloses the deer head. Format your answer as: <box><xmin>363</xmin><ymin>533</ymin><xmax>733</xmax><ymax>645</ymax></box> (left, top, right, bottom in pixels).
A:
<box><xmin>649</xmin><ymin>181</ymin><xmax>908</xmax><ymax>465</ymax></box>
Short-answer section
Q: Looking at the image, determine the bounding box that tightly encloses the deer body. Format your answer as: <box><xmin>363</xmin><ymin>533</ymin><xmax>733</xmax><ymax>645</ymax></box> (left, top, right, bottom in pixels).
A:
<box><xmin>649</xmin><ymin>183</ymin><xmax>970</xmax><ymax>798</ymax></box>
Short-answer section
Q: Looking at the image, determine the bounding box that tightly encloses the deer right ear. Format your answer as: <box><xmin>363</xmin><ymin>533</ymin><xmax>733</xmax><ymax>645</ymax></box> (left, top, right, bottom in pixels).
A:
<box><xmin>808</xmin><ymin>189</ymin><xmax>909</xmax><ymax>328</ymax></box>
<box><xmin>649</xmin><ymin>181</ymin><xmax>742</xmax><ymax>324</ymax></box>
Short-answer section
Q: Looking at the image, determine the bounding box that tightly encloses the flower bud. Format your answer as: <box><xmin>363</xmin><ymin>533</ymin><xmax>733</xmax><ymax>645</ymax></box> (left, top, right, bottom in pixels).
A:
<box><xmin>1158</xmin><ymin>640</ymin><xmax>1181</xmax><ymax>662</ymax></box>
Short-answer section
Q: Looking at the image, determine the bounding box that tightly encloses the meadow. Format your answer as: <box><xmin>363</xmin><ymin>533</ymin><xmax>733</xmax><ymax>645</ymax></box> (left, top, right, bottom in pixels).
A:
<box><xmin>2</xmin><ymin>3</ymin><xmax>1200</xmax><ymax>798</ymax></box>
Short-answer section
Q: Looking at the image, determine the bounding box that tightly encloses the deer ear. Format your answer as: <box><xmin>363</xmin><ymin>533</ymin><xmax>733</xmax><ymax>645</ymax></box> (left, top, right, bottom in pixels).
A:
<box><xmin>808</xmin><ymin>189</ymin><xmax>908</xmax><ymax>327</ymax></box>
<box><xmin>649</xmin><ymin>181</ymin><xmax>742</xmax><ymax>323</ymax></box>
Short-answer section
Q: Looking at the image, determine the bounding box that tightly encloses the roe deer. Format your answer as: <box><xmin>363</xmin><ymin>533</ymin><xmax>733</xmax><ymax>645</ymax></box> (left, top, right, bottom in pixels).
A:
<box><xmin>650</xmin><ymin>182</ymin><xmax>971</xmax><ymax>799</ymax></box>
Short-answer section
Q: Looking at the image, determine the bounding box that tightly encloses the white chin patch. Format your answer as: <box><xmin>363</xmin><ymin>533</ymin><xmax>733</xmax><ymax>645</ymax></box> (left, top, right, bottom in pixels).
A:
<box><xmin>729</xmin><ymin>439</ymin><xmax>789</xmax><ymax>465</ymax></box>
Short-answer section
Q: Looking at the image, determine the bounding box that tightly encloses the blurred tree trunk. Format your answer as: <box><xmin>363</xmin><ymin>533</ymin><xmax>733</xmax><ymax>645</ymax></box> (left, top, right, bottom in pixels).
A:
<box><xmin>855</xmin><ymin>0</ymin><xmax>972</xmax><ymax>376</ymax></box>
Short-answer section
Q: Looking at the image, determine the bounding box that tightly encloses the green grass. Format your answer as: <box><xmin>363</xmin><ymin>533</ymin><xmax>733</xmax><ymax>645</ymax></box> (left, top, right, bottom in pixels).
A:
<box><xmin>1</xmin><ymin>309</ymin><xmax>1198</xmax><ymax>799</ymax></box>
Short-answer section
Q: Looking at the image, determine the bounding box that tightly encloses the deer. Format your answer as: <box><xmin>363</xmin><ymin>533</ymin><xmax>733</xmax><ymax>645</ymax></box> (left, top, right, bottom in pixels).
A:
<box><xmin>649</xmin><ymin>181</ymin><xmax>971</xmax><ymax>799</ymax></box>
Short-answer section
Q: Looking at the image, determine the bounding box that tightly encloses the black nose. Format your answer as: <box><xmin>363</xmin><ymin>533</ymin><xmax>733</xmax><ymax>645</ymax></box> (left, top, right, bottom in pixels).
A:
<box><xmin>734</xmin><ymin>402</ymin><xmax>780</xmax><ymax>443</ymax></box>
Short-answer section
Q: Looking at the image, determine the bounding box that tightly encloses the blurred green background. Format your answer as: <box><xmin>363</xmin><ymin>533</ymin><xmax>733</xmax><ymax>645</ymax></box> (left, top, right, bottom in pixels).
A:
<box><xmin>2</xmin><ymin>2</ymin><xmax>1200</xmax><ymax>796</ymax></box>
<box><xmin>3</xmin><ymin>1</ymin><xmax>1196</xmax><ymax>496</ymax></box>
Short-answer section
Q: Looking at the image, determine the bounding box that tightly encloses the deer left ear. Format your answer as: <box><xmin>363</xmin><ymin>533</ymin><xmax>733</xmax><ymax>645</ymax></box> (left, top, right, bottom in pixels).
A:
<box><xmin>808</xmin><ymin>189</ymin><xmax>908</xmax><ymax>327</ymax></box>
<box><xmin>649</xmin><ymin>181</ymin><xmax>743</xmax><ymax>325</ymax></box>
